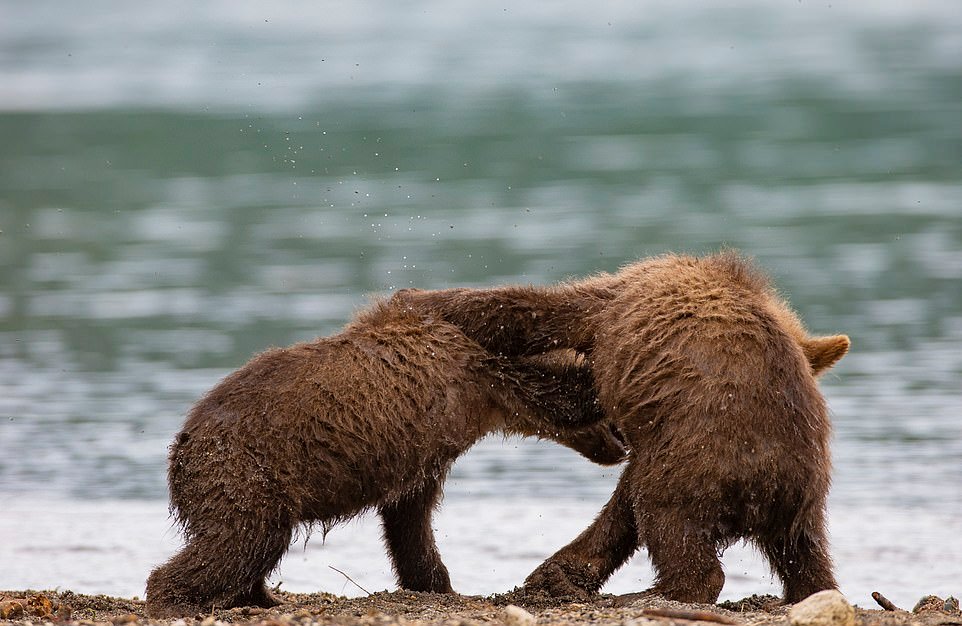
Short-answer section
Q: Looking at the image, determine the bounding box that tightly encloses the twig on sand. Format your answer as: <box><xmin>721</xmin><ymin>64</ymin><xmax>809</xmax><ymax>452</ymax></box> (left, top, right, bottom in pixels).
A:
<box><xmin>328</xmin><ymin>565</ymin><xmax>372</xmax><ymax>596</ymax></box>
<box><xmin>640</xmin><ymin>607</ymin><xmax>739</xmax><ymax>624</ymax></box>
<box><xmin>872</xmin><ymin>592</ymin><xmax>900</xmax><ymax>612</ymax></box>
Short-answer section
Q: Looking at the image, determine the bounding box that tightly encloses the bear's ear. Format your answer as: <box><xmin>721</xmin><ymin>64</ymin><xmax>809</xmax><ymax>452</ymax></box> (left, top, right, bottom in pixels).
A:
<box><xmin>801</xmin><ymin>335</ymin><xmax>850</xmax><ymax>376</ymax></box>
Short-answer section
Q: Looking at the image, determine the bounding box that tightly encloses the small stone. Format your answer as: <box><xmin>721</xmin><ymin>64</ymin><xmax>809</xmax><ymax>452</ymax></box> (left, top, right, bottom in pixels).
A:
<box><xmin>914</xmin><ymin>595</ymin><xmax>944</xmax><ymax>613</ymax></box>
<box><xmin>502</xmin><ymin>604</ymin><xmax>536</xmax><ymax>626</ymax></box>
<box><xmin>56</xmin><ymin>604</ymin><xmax>73</xmax><ymax>621</ymax></box>
<box><xmin>789</xmin><ymin>590</ymin><xmax>855</xmax><ymax>626</ymax></box>
<box><xmin>27</xmin><ymin>595</ymin><xmax>53</xmax><ymax>617</ymax></box>
<box><xmin>945</xmin><ymin>597</ymin><xmax>960</xmax><ymax>612</ymax></box>
<box><xmin>0</xmin><ymin>600</ymin><xmax>25</xmax><ymax>620</ymax></box>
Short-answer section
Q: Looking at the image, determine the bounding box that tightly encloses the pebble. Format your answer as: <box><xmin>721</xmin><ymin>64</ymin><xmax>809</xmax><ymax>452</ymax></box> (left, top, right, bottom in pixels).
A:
<box><xmin>0</xmin><ymin>600</ymin><xmax>25</xmax><ymax>620</ymax></box>
<box><xmin>27</xmin><ymin>594</ymin><xmax>53</xmax><ymax>617</ymax></box>
<box><xmin>913</xmin><ymin>595</ymin><xmax>961</xmax><ymax>613</ymax></box>
<box><xmin>789</xmin><ymin>590</ymin><xmax>855</xmax><ymax>626</ymax></box>
<box><xmin>914</xmin><ymin>596</ymin><xmax>944</xmax><ymax>613</ymax></box>
<box><xmin>502</xmin><ymin>604</ymin><xmax>536</xmax><ymax>626</ymax></box>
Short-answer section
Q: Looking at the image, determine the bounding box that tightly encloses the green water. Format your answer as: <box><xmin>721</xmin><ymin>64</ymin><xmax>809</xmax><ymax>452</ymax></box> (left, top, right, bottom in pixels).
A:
<box><xmin>3</xmin><ymin>86</ymin><xmax>960</xmax><ymax>357</ymax></box>
<box><xmin>3</xmin><ymin>88</ymin><xmax>960</xmax><ymax>498</ymax></box>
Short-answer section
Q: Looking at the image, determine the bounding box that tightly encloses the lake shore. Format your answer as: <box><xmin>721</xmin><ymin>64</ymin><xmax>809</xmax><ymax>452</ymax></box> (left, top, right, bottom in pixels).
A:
<box><xmin>1</xmin><ymin>588</ymin><xmax>958</xmax><ymax>626</ymax></box>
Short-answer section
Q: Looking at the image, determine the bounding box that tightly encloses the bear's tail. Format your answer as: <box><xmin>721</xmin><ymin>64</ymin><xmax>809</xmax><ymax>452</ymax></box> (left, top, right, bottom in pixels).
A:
<box><xmin>801</xmin><ymin>335</ymin><xmax>850</xmax><ymax>376</ymax></box>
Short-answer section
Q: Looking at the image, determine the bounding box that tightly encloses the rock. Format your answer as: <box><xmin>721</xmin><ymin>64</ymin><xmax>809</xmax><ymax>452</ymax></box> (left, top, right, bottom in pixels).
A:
<box><xmin>789</xmin><ymin>590</ymin><xmax>855</xmax><ymax>626</ymax></box>
<box><xmin>57</xmin><ymin>603</ymin><xmax>74</xmax><ymax>621</ymax></box>
<box><xmin>913</xmin><ymin>595</ymin><xmax>961</xmax><ymax>614</ymax></box>
<box><xmin>27</xmin><ymin>594</ymin><xmax>53</xmax><ymax>617</ymax></box>
<box><xmin>502</xmin><ymin>604</ymin><xmax>536</xmax><ymax>626</ymax></box>
<box><xmin>0</xmin><ymin>600</ymin><xmax>25</xmax><ymax>620</ymax></box>
<box><xmin>914</xmin><ymin>595</ymin><xmax>944</xmax><ymax>613</ymax></box>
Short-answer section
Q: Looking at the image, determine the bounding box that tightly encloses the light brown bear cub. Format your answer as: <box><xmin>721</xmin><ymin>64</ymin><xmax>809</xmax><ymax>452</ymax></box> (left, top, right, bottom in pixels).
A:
<box><xmin>145</xmin><ymin>298</ymin><xmax>624</xmax><ymax>617</ymax></box>
<box><xmin>394</xmin><ymin>251</ymin><xmax>850</xmax><ymax>604</ymax></box>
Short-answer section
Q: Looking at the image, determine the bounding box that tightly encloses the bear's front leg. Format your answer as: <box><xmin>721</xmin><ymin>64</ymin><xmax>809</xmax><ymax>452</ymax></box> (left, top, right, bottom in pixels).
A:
<box><xmin>391</xmin><ymin>284</ymin><xmax>606</xmax><ymax>357</ymax></box>
<box><xmin>524</xmin><ymin>470</ymin><xmax>638</xmax><ymax>597</ymax></box>
<box><xmin>379</xmin><ymin>478</ymin><xmax>454</xmax><ymax>593</ymax></box>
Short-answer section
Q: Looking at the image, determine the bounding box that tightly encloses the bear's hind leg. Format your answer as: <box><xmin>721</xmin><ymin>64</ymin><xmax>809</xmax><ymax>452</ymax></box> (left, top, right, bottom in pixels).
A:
<box><xmin>379</xmin><ymin>478</ymin><xmax>454</xmax><ymax>593</ymax></box>
<box><xmin>146</xmin><ymin>515</ymin><xmax>293</xmax><ymax>617</ymax></box>
<box><xmin>758</xmin><ymin>509</ymin><xmax>837</xmax><ymax>603</ymax></box>
<box><xmin>641</xmin><ymin>507</ymin><xmax>725</xmax><ymax>604</ymax></box>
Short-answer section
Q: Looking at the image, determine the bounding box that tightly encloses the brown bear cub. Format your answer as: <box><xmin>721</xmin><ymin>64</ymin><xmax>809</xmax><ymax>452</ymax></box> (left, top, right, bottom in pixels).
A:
<box><xmin>393</xmin><ymin>251</ymin><xmax>850</xmax><ymax>604</ymax></box>
<box><xmin>145</xmin><ymin>298</ymin><xmax>625</xmax><ymax>617</ymax></box>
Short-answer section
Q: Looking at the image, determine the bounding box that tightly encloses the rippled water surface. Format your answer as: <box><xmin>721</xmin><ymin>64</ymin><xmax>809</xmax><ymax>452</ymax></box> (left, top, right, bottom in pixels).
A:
<box><xmin>1</xmin><ymin>0</ymin><xmax>960</xmax><ymax>608</ymax></box>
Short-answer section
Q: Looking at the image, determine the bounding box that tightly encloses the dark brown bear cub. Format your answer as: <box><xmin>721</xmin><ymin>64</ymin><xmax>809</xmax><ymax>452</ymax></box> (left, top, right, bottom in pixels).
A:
<box><xmin>145</xmin><ymin>299</ymin><xmax>624</xmax><ymax>617</ymax></box>
<box><xmin>393</xmin><ymin>252</ymin><xmax>849</xmax><ymax>604</ymax></box>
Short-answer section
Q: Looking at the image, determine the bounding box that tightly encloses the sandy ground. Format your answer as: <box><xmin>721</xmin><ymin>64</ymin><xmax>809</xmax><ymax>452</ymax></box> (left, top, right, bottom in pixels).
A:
<box><xmin>1</xmin><ymin>588</ymin><xmax>960</xmax><ymax>626</ymax></box>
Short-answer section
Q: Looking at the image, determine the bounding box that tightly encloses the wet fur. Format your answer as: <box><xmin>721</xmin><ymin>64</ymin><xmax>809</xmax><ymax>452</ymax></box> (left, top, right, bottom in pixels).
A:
<box><xmin>145</xmin><ymin>299</ymin><xmax>624</xmax><ymax>617</ymax></box>
<box><xmin>393</xmin><ymin>251</ymin><xmax>850</xmax><ymax>604</ymax></box>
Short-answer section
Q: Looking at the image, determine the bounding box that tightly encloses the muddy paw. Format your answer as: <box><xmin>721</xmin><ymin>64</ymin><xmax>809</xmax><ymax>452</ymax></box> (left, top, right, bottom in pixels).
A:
<box><xmin>523</xmin><ymin>560</ymin><xmax>597</xmax><ymax>599</ymax></box>
<box><xmin>145</xmin><ymin>600</ymin><xmax>204</xmax><ymax>619</ymax></box>
<box><xmin>228</xmin><ymin>582</ymin><xmax>286</xmax><ymax>610</ymax></box>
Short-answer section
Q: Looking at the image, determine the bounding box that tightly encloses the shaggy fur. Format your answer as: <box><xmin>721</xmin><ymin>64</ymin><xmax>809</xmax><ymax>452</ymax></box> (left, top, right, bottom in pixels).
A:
<box><xmin>392</xmin><ymin>251</ymin><xmax>850</xmax><ymax>604</ymax></box>
<box><xmin>145</xmin><ymin>299</ymin><xmax>625</xmax><ymax>617</ymax></box>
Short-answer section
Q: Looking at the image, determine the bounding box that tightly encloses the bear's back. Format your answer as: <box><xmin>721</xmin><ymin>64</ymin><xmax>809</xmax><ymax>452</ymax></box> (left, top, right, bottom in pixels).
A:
<box><xmin>172</xmin><ymin>299</ymin><xmax>504</xmax><ymax>521</ymax></box>
<box><xmin>591</xmin><ymin>253</ymin><xmax>830</xmax><ymax>492</ymax></box>
<box><xmin>596</xmin><ymin>252</ymin><xmax>806</xmax><ymax>386</ymax></box>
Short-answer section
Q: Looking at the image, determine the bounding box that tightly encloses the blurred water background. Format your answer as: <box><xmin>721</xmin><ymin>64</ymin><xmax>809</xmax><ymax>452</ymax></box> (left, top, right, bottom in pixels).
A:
<box><xmin>1</xmin><ymin>0</ymin><xmax>960</xmax><ymax>609</ymax></box>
